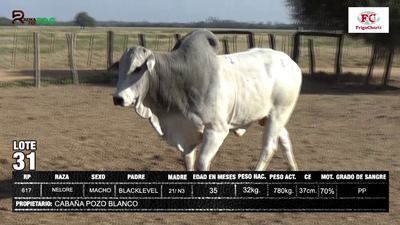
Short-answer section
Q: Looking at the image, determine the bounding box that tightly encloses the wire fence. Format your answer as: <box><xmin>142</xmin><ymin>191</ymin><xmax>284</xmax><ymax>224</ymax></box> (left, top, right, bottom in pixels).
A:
<box><xmin>1</xmin><ymin>28</ymin><xmax>399</xmax><ymax>87</ymax></box>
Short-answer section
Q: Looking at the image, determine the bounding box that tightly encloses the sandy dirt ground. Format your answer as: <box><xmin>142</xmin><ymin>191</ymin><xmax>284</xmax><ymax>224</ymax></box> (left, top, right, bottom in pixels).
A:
<box><xmin>0</xmin><ymin>75</ymin><xmax>400</xmax><ymax>224</ymax></box>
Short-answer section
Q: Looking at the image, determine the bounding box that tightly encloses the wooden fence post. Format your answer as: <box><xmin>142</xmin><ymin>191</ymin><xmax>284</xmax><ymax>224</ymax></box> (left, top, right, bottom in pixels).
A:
<box><xmin>365</xmin><ymin>45</ymin><xmax>376</xmax><ymax>85</ymax></box>
<box><xmin>308</xmin><ymin>39</ymin><xmax>315</xmax><ymax>75</ymax></box>
<box><xmin>90</xmin><ymin>35</ymin><xmax>94</xmax><ymax>66</ymax></box>
<box><xmin>292</xmin><ymin>33</ymin><xmax>300</xmax><ymax>63</ymax></box>
<box><xmin>87</xmin><ymin>34</ymin><xmax>94</xmax><ymax>66</ymax></box>
<box><xmin>138</xmin><ymin>34</ymin><xmax>146</xmax><ymax>47</ymax></box>
<box><xmin>334</xmin><ymin>34</ymin><xmax>344</xmax><ymax>83</ymax></box>
<box><xmin>269</xmin><ymin>34</ymin><xmax>276</xmax><ymax>50</ymax></box>
<box><xmin>51</xmin><ymin>33</ymin><xmax>56</xmax><ymax>52</ymax></box>
<box><xmin>168</xmin><ymin>36</ymin><xmax>172</xmax><ymax>51</ymax></box>
<box><xmin>66</xmin><ymin>33</ymin><xmax>79</xmax><ymax>85</ymax></box>
<box><xmin>222</xmin><ymin>38</ymin><xmax>230</xmax><ymax>54</ymax></box>
<box><xmin>247</xmin><ymin>33</ymin><xmax>255</xmax><ymax>49</ymax></box>
<box><xmin>25</xmin><ymin>34</ymin><xmax>30</xmax><ymax>62</ymax></box>
<box><xmin>87</xmin><ymin>34</ymin><xmax>91</xmax><ymax>66</ymax></box>
<box><xmin>33</xmin><ymin>32</ymin><xmax>41</xmax><ymax>88</ymax></box>
<box><xmin>49</xmin><ymin>34</ymin><xmax>54</xmax><ymax>52</ymax></box>
<box><xmin>233</xmin><ymin>35</ymin><xmax>237</xmax><ymax>52</ymax></box>
<box><xmin>123</xmin><ymin>34</ymin><xmax>129</xmax><ymax>51</ymax></box>
<box><xmin>154</xmin><ymin>35</ymin><xmax>160</xmax><ymax>51</ymax></box>
<box><xmin>297</xmin><ymin>27</ymin><xmax>303</xmax><ymax>59</ymax></box>
<box><xmin>12</xmin><ymin>33</ymin><xmax>18</xmax><ymax>66</ymax></box>
<box><xmin>107</xmin><ymin>31</ymin><xmax>114</xmax><ymax>69</ymax></box>
<box><xmin>107</xmin><ymin>31</ymin><xmax>114</xmax><ymax>83</ymax></box>
<box><xmin>174</xmin><ymin>33</ymin><xmax>181</xmax><ymax>43</ymax></box>
<box><xmin>382</xmin><ymin>50</ymin><xmax>394</xmax><ymax>86</ymax></box>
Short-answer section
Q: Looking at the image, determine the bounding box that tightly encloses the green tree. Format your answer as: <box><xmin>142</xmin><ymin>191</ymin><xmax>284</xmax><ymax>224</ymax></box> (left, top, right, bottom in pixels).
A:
<box><xmin>0</xmin><ymin>17</ymin><xmax>12</xmax><ymax>26</ymax></box>
<box><xmin>285</xmin><ymin>0</ymin><xmax>400</xmax><ymax>85</ymax></box>
<box><xmin>74</xmin><ymin>12</ymin><xmax>96</xmax><ymax>28</ymax></box>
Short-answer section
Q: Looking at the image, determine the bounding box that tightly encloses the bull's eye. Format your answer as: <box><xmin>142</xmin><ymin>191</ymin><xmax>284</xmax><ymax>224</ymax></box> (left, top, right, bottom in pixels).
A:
<box><xmin>133</xmin><ymin>67</ymin><xmax>141</xmax><ymax>73</ymax></box>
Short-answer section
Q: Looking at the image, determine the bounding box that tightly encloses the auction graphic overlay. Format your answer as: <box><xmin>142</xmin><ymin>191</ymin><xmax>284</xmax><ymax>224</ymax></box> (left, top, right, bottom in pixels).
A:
<box><xmin>13</xmin><ymin>171</ymin><xmax>388</xmax><ymax>212</ymax></box>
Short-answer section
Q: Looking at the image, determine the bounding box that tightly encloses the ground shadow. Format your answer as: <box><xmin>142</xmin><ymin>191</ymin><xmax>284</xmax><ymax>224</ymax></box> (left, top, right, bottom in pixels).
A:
<box><xmin>0</xmin><ymin>69</ymin><xmax>116</xmax><ymax>87</ymax></box>
<box><xmin>300</xmin><ymin>72</ymin><xmax>400</xmax><ymax>96</ymax></box>
<box><xmin>0</xmin><ymin>178</ymin><xmax>13</xmax><ymax>200</ymax></box>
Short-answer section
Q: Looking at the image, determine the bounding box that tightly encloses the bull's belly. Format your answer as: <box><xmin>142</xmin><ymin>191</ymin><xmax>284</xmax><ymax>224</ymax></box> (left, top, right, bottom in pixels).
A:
<box><xmin>227</xmin><ymin>104</ymin><xmax>271</xmax><ymax>137</ymax></box>
<box><xmin>228</xmin><ymin>116</ymin><xmax>264</xmax><ymax>129</ymax></box>
<box><xmin>222</xmin><ymin>77</ymin><xmax>273</xmax><ymax>131</ymax></box>
<box><xmin>228</xmin><ymin>104</ymin><xmax>271</xmax><ymax>127</ymax></box>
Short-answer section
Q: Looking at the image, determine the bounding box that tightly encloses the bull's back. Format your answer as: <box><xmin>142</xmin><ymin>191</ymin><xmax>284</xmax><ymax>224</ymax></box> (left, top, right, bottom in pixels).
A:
<box><xmin>216</xmin><ymin>48</ymin><xmax>301</xmax><ymax>127</ymax></box>
<box><xmin>220</xmin><ymin>48</ymin><xmax>300</xmax><ymax>83</ymax></box>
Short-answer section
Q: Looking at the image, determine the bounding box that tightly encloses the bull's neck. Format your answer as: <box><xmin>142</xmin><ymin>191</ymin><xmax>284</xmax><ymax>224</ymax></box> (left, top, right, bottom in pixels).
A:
<box><xmin>154</xmin><ymin>51</ymin><xmax>185</xmax><ymax>73</ymax></box>
<box><xmin>146</xmin><ymin>50</ymin><xmax>188</xmax><ymax>114</ymax></box>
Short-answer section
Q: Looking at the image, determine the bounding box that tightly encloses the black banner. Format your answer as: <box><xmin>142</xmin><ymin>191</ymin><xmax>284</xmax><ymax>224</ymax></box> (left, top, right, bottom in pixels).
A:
<box><xmin>12</xmin><ymin>171</ymin><xmax>389</xmax><ymax>212</ymax></box>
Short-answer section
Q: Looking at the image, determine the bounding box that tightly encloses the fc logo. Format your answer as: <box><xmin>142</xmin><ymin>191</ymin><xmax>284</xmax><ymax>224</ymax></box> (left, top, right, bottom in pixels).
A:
<box><xmin>357</xmin><ymin>11</ymin><xmax>380</xmax><ymax>25</ymax></box>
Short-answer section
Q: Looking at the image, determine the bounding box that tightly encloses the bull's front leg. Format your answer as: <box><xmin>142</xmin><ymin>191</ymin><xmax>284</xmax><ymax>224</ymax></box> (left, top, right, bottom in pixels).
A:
<box><xmin>195</xmin><ymin>123</ymin><xmax>229</xmax><ymax>171</ymax></box>
<box><xmin>173</xmin><ymin>132</ymin><xmax>202</xmax><ymax>171</ymax></box>
<box><xmin>181</xmin><ymin>144</ymin><xmax>197</xmax><ymax>171</ymax></box>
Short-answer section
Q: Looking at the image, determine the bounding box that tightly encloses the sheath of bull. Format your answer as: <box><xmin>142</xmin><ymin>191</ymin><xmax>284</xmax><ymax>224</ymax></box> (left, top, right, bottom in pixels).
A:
<box><xmin>147</xmin><ymin>30</ymin><xmax>221</xmax><ymax>118</ymax></box>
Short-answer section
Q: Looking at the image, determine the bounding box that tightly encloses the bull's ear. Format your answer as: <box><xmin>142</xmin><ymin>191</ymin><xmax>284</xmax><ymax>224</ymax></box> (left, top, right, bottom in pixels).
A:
<box><xmin>146</xmin><ymin>55</ymin><xmax>156</xmax><ymax>71</ymax></box>
<box><xmin>107</xmin><ymin>61</ymin><xmax>119</xmax><ymax>72</ymax></box>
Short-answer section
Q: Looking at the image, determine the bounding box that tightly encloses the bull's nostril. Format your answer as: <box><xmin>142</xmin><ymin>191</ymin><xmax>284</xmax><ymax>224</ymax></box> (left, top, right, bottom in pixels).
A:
<box><xmin>113</xmin><ymin>97</ymin><xmax>124</xmax><ymax>106</ymax></box>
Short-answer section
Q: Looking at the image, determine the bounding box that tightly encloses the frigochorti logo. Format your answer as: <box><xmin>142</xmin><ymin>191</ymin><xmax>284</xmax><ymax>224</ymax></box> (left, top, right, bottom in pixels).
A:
<box><xmin>358</xmin><ymin>11</ymin><xmax>380</xmax><ymax>25</ymax></box>
<box><xmin>348</xmin><ymin>7</ymin><xmax>388</xmax><ymax>33</ymax></box>
<box><xmin>356</xmin><ymin>11</ymin><xmax>381</xmax><ymax>31</ymax></box>
<box><xmin>12</xmin><ymin>10</ymin><xmax>55</xmax><ymax>25</ymax></box>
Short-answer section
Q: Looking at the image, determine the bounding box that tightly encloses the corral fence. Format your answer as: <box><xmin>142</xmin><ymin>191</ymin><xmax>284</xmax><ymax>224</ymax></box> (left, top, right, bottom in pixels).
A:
<box><xmin>1</xmin><ymin>27</ymin><xmax>399</xmax><ymax>88</ymax></box>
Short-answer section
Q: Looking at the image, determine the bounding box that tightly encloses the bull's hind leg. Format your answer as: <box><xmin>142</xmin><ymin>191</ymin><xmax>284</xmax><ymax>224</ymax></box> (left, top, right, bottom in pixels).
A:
<box><xmin>255</xmin><ymin>107</ymin><xmax>295</xmax><ymax>171</ymax></box>
<box><xmin>278</xmin><ymin>127</ymin><xmax>298</xmax><ymax>171</ymax></box>
<box><xmin>255</xmin><ymin>117</ymin><xmax>279</xmax><ymax>171</ymax></box>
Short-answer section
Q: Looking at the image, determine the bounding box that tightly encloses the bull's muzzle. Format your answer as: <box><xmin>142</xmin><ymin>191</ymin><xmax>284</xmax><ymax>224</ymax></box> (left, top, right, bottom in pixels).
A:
<box><xmin>113</xmin><ymin>96</ymin><xmax>124</xmax><ymax>106</ymax></box>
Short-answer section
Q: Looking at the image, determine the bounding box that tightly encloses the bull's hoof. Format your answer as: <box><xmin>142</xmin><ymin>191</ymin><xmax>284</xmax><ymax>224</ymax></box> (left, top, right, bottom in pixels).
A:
<box><xmin>233</xmin><ymin>129</ymin><xmax>246</xmax><ymax>137</ymax></box>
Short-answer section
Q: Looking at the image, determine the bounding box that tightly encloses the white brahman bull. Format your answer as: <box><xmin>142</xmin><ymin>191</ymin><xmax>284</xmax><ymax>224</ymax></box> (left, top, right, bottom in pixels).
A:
<box><xmin>108</xmin><ymin>29</ymin><xmax>302</xmax><ymax>171</ymax></box>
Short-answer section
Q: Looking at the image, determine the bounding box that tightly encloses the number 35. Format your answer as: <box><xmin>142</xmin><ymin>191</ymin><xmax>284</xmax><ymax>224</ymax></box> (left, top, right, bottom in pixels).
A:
<box><xmin>209</xmin><ymin>187</ymin><xmax>218</xmax><ymax>194</ymax></box>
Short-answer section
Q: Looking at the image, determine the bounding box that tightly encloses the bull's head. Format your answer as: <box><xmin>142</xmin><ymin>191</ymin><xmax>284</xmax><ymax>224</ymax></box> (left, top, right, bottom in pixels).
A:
<box><xmin>108</xmin><ymin>46</ymin><xmax>155</xmax><ymax>118</ymax></box>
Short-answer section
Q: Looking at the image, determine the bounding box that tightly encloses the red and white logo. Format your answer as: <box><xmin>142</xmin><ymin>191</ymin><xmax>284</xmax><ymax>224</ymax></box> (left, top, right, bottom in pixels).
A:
<box><xmin>349</xmin><ymin>7</ymin><xmax>389</xmax><ymax>33</ymax></box>
<box><xmin>357</xmin><ymin>11</ymin><xmax>380</xmax><ymax>25</ymax></box>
